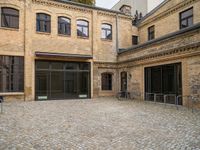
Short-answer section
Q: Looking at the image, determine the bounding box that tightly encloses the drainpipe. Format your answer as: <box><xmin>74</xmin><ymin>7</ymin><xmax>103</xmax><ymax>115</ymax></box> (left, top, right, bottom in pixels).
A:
<box><xmin>23</xmin><ymin>0</ymin><xmax>27</xmax><ymax>101</ymax></box>
<box><xmin>116</xmin><ymin>14</ymin><xmax>119</xmax><ymax>53</ymax></box>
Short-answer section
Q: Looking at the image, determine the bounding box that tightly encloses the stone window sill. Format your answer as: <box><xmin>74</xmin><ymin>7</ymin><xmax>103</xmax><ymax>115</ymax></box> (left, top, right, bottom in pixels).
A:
<box><xmin>77</xmin><ymin>36</ymin><xmax>89</xmax><ymax>40</ymax></box>
<box><xmin>36</xmin><ymin>31</ymin><xmax>51</xmax><ymax>35</ymax></box>
<box><xmin>58</xmin><ymin>34</ymin><xmax>71</xmax><ymax>38</ymax></box>
<box><xmin>101</xmin><ymin>38</ymin><xmax>112</xmax><ymax>42</ymax></box>
<box><xmin>0</xmin><ymin>92</ymin><xmax>24</xmax><ymax>96</ymax></box>
<box><xmin>0</xmin><ymin>27</ymin><xmax>19</xmax><ymax>31</ymax></box>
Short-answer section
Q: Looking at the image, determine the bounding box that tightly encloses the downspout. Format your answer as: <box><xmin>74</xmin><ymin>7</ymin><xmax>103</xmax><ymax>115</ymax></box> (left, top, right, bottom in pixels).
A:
<box><xmin>23</xmin><ymin>0</ymin><xmax>27</xmax><ymax>101</ymax></box>
<box><xmin>116</xmin><ymin>14</ymin><xmax>119</xmax><ymax>53</ymax></box>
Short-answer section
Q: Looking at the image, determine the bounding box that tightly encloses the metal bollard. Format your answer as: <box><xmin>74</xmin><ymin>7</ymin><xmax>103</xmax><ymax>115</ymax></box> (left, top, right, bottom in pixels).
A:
<box><xmin>0</xmin><ymin>96</ymin><xmax>3</xmax><ymax>114</ymax></box>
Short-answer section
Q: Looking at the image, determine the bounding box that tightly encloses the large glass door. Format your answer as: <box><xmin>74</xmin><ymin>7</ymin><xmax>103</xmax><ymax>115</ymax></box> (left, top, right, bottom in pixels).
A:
<box><xmin>145</xmin><ymin>63</ymin><xmax>182</xmax><ymax>105</ymax></box>
<box><xmin>35</xmin><ymin>61</ymin><xmax>90</xmax><ymax>100</ymax></box>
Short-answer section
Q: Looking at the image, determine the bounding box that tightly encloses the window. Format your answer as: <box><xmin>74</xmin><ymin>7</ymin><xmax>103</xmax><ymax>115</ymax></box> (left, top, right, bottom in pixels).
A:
<box><xmin>0</xmin><ymin>56</ymin><xmax>24</xmax><ymax>92</ymax></box>
<box><xmin>148</xmin><ymin>25</ymin><xmax>155</xmax><ymax>41</ymax></box>
<box><xmin>101</xmin><ymin>73</ymin><xmax>112</xmax><ymax>91</ymax></box>
<box><xmin>180</xmin><ymin>7</ymin><xmax>193</xmax><ymax>29</ymax></box>
<box><xmin>36</xmin><ymin>13</ymin><xmax>51</xmax><ymax>33</ymax></box>
<box><xmin>101</xmin><ymin>24</ymin><xmax>112</xmax><ymax>40</ymax></box>
<box><xmin>58</xmin><ymin>17</ymin><xmax>71</xmax><ymax>35</ymax></box>
<box><xmin>132</xmin><ymin>35</ymin><xmax>138</xmax><ymax>45</ymax></box>
<box><xmin>77</xmin><ymin>20</ymin><xmax>89</xmax><ymax>38</ymax></box>
<box><xmin>1</xmin><ymin>7</ymin><xmax>19</xmax><ymax>29</ymax></box>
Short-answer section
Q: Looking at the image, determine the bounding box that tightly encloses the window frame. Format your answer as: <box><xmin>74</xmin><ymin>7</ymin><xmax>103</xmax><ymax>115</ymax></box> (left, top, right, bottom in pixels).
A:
<box><xmin>101</xmin><ymin>73</ymin><xmax>112</xmax><ymax>91</ymax></box>
<box><xmin>101</xmin><ymin>23</ymin><xmax>112</xmax><ymax>40</ymax></box>
<box><xmin>1</xmin><ymin>7</ymin><xmax>19</xmax><ymax>29</ymax></box>
<box><xmin>58</xmin><ymin>16</ymin><xmax>71</xmax><ymax>36</ymax></box>
<box><xmin>148</xmin><ymin>25</ymin><xmax>155</xmax><ymax>41</ymax></box>
<box><xmin>77</xmin><ymin>19</ymin><xmax>89</xmax><ymax>38</ymax></box>
<box><xmin>36</xmin><ymin>13</ymin><xmax>51</xmax><ymax>33</ymax></box>
<box><xmin>0</xmin><ymin>56</ymin><xmax>24</xmax><ymax>93</ymax></box>
<box><xmin>179</xmin><ymin>7</ymin><xmax>193</xmax><ymax>29</ymax></box>
<box><xmin>132</xmin><ymin>35</ymin><xmax>138</xmax><ymax>45</ymax></box>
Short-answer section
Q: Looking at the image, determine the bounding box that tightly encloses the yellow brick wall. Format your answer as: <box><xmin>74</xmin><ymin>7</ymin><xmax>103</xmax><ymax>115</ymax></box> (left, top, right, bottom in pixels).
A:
<box><xmin>138</xmin><ymin>0</ymin><xmax>200</xmax><ymax>43</ymax></box>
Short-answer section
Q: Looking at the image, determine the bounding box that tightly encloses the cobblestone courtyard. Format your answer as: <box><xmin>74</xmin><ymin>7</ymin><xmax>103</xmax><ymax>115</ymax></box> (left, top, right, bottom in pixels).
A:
<box><xmin>0</xmin><ymin>98</ymin><xmax>200</xmax><ymax>150</ymax></box>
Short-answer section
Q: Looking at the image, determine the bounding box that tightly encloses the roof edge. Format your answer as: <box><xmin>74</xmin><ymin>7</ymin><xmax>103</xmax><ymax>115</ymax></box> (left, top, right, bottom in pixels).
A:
<box><xmin>119</xmin><ymin>23</ymin><xmax>200</xmax><ymax>54</ymax></box>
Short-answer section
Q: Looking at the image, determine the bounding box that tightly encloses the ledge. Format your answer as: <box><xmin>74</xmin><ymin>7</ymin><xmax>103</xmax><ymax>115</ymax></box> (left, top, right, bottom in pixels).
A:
<box><xmin>0</xmin><ymin>92</ymin><xmax>24</xmax><ymax>96</ymax></box>
<box><xmin>35</xmin><ymin>52</ymin><xmax>93</xmax><ymax>59</ymax></box>
<box><xmin>119</xmin><ymin>23</ymin><xmax>200</xmax><ymax>55</ymax></box>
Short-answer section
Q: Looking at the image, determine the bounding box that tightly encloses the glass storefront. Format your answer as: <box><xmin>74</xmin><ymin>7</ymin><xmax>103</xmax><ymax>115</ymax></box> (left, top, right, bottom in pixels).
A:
<box><xmin>145</xmin><ymin>63</ymin><xmax>182</xmax><ymax>105</ymax></box>
<box><xmin>35</xmin><ymin>61</ymin><xmax>90</xmax><ymax>100</ymax></box>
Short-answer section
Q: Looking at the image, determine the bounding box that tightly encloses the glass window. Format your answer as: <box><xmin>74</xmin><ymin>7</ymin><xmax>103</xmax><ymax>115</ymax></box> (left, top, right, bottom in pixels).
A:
<box><xmin>0</xmin><ymin>56</ymin><xmax>24</xmax><ymax>92</ymax></box>
<box><xmin>36</xmin><ymin>13</ymin><xmax>51</xmax><ymax>33</ymax></box>
<box><xmin>1</xmin><ymin>7</ymin><xmax>19</xmax><ymax>29</ymax></box>
<box><xmin>101</xmin><ymin>24</ymin><xmax>112</xmax><ymax>40</ymax></box>
<box><xmin>58</xmin><ymin>17</ymin><xmax>71</xmax><ymax>35</ymax></box>
<box><xmin>180</xmin><ymin>8</ymin><xmax>193</xmax><ymax>29</ymax></box>
<box><xmin>132</xmin><ymin>35</ymin><xmax>138</xmax><ymax>45</ymax></box>
<box><xmin>101</xmin><ymin>73</ymin><xmax>112</xmax><ymax>91</ymax></box>
<box><xmin>148</xmin><ymin>25</ymin><xmax>155</xmax><ymax>41</ymax></box>
<box><xmin>77</xmin><ymin>20</ymin><xmax>89</xmax><ymax>38</ymax></box>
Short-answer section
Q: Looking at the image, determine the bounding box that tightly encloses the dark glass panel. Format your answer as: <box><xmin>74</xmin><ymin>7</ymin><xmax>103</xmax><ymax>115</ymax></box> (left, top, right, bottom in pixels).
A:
<box><xmin>77</xmin><ymin>20</ymin><xmax>89</xmax><ymax>37</ymax></box>
<box><xmin>102</xmin><ymin>73</ymin><xmax>112</xmax><ymax>91</ymax></box>
<box><xmin>65</xmin><ymin>63</ymin><xmax>78</xmax><ymax>70</ymax></box>
<box><xmin>35</xmin><ymin>71</ymin><xmax>49</xmax><ymax>100</ymax></box>
<box><xmin>1</xmin><ymin>7</ymin><xmax>19</xmax><ymax>29</ymax></box>
<box><xmin>36</xmin><ymin>13</ymin><xmax>51</xmax><ymax>33</ymax></box>
<box><xmin>148</xmin><ymin>25</ymin><xmax>155</xmax><ymax>41</ymax></box>
<box><xmin>79</xmin><ymin>72</ymin><xmax>89</xmax><ymax>97</ymax></box>
<box><xmin>65</xmin><ymin>72</ymin><xmax>78</xmax><ymax>98</ymax></box>
<box><xmin>101</xmin><ymin>24</ymin><xmax>112</xmax><ymax>40</ymax></box>
<box><xmin>51</xmin><ymin>62</ymin><xmax>63</xmax><ymax>70</ymax></box>
<box><xmin>50</xmin><ymin>71</ymin><xmax>64</xmax><ymax>99</ymax></box>
<box><xmin>180</xmin><ymin>8</ymin><xmax>193</xmax><ymax>29</ymax></box>
<box><xmin>79</xmin><ymin>63</ymin><xmax>90</xmax><ymax>71</ymax></box>
<box><xmin>36</xmin><ymin>61</ymin><xmax>49</xmax><ymax>69</ymax></box>
<box><xmin>58</xmin><ymin>17</ymin><xmax>71</xmax><ymax>35</ymax></box>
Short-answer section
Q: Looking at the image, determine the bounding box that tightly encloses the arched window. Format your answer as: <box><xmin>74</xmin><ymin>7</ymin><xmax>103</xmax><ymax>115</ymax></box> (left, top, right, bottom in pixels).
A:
<box><xmin>36</xmin><ymin>13</ymin><xmax>51</xmax><ymax>33</ymax></box>
<box><xmin>77</xmin><ymin>19</ymin><xmax>89</xmax><ymax>37</ymax></box>
<box><xmin>101</xmin><ymin>73</ymin><xmax>112</xmax><ymax>91</ymax></box>
<box><xmin>1</xmin><ymin>7</ymin><xmax>19</xmax><ymax>29</ymax></box>
<box><xmin>58</xmin><ymin>17</ymin><xmax>71</xmax><ymax>35</ymax></box>
<box><xmin>101</xmin><ymin>24</ymin><xmax>112</xmax><ymax>40</ymax></box>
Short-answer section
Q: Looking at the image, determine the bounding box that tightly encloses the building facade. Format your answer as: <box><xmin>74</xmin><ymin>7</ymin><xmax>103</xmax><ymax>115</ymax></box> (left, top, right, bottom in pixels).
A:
<box><xmin>112</xmin><ymin>0</ymin><xmax>148</xmax><ymax>16</ymax></box>
<box><xmin>0</xmin><ymin>0</ymin><xmax>200</xmax><ymax>107</ymax></box>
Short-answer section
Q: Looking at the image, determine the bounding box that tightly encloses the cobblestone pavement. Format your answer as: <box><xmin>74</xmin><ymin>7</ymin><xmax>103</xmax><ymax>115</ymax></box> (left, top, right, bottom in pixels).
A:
<box><xmin>0</xmin><ymin>98</ymin><xmax>200</xmax><ymax>150</ymax></box>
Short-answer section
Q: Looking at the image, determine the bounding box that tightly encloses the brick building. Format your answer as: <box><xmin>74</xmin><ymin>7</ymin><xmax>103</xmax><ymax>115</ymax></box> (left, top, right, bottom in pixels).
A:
<box><xmin>0</xmin><ymin>0</ymin><xmax>199</xmax><ymax>106</ymax></box>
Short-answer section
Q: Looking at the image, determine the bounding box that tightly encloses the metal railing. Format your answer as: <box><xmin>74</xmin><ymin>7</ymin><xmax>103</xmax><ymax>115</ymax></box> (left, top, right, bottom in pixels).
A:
<box><xmin>145</xmin><ymin>93</ymin><xmax>180</xmax><ymax>109</ymax></box>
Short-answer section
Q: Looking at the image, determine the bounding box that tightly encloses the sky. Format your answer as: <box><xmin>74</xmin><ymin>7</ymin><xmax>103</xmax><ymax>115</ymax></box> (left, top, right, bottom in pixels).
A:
<box><xmin>96</xmin><ymin>0</ymin><xmax>165</xmax><ymax>12</ymax></box>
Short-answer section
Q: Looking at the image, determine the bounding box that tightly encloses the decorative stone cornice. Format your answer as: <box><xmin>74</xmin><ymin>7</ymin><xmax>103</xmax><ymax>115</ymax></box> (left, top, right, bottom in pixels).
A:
<box><xmin>97</xmin><ymin>11</ymin><xmax>116</xmax><ymax>18</ymax></box>
<box><xmin>32</xmin><ymin>0</ymin><xmax>92</xmax><ymax>14</ymax></box>
<box><xmin>118</xmin><ymin>42</ymin><xmax>200</xmax><ymax>66</ymax></box>
<box><xmin>139</xmin><ymin>0</ymin><xmax>200</xmax><ymax>28</ymax></box>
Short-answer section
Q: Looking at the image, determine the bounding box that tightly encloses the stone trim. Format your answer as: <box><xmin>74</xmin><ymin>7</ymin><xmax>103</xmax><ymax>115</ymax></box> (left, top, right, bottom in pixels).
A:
<box><xmin>118</xmin><ymin>42</ymin><xmax>200</xmax><ymax>65</ymax></box>
<box><xmin>119</xmin><ymin>23</ymin><xmax>200</xmax><ymax>54</ymax></box>
<box><xmin>32</xmin><ymin>0</ymin><xmax>129</xmax><ymax>16</ymax></box>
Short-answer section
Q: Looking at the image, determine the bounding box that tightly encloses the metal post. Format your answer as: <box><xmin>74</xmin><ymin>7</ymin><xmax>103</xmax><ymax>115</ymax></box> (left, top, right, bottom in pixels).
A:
<box><xmin>154</xmin><ymin>94</ymin><xmax>157</xmax><ymax>103</ymax></box>
<box><xmin>0</xmin><ymin>96</ymin><xmax>3</xmax><ymax>114</ymax></box>
<box><xmin>164</xmin><ymin>95</ymin><xmax>167</xmax><ymax>107</ymax></box>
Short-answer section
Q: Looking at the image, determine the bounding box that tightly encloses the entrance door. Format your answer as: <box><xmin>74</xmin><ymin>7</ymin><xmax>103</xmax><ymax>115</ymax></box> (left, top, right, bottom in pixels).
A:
<box><xmin>35</xmin><ymin>71</ymin><xmax>49</xmax><ymax>100</ymax></box>
<box><xmin>121</xmin><ymin>72</ymin><xmax>127</xmax><ymax>92</ymax></box>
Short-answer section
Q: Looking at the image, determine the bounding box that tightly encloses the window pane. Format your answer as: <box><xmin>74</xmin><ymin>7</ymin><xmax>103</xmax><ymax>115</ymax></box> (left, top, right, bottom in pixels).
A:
<box><xmin>102</xmin><ymin>73</ymin><xmax>112</xmax><ymax>91</ymax></box>
<box><xmin>77</xmin><ymin>20</ymin><xmax>89</xmax><ymax>37</ymax></box>
<box><xmin>181</xmin><ymin>8</ymin><xmax>193</xmax><ymax>19</ymax></box>
<box><xmin>36</xmin><ymin>13</ymin><xmax>51</xmax><ymax>32</ymax></box>
<box><xmin>1</xmin><ymin>7</ymin><xmax>19</xmax><ymax>29</ymax></box>
<box><xmin>0</xmin><ymin>56</ymin><xmax>24</xmax><ymax>92</ymax></box>
<box><xmin>58</xmin><ymin>17</ymin><xmax>71</xmax><ymax>35</ymax></box>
